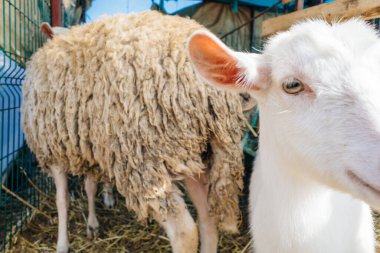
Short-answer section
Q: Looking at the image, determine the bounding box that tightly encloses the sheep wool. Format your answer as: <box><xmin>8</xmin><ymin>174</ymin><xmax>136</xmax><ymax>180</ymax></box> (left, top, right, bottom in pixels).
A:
<box><xmin>22</xmin><ymin>11</ymin><xmax>244</xmax><ymax>231</ymax></box>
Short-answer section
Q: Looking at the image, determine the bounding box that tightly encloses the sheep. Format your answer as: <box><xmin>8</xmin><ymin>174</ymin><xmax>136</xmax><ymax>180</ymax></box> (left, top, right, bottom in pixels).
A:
<box><xmin>21</xmin><ymin>11</ymin><xmax>247</xmax><ymax>253</ymax></box>
<box><xmin>39</xmin><ymin>22</ymin><xmax>116</xmax><ymax>240</ymax></box>
<box><xmin>187</xmin><ymin>19</ymin><xmax>380</xmax><ymax>253</ymax></box>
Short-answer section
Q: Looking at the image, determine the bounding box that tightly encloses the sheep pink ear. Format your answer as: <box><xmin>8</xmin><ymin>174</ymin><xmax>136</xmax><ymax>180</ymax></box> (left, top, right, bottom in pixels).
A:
<box><xmin>40</xmin><ymin>22</ymin><xmax>54</xmax><ymax>39</ymax></box>
<box><xmin>188</xmin><ymin>31</ymin><xmax>266</xmax><ymax>91</ymax></box>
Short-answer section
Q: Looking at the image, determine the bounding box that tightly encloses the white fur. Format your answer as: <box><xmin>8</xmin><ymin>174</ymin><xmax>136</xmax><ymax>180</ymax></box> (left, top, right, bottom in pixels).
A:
<box><xmin>51</xmin><ymin>26</ymin><xmax>69</xmax><ymax>35</ymax></box>
<box><xmin>188</xmin><ymin>19</ymin><xmax>380</xmax><ymax>253</ymax></box>
<box><xmin>102</xmin><ymin>183</ymin><xmax>115</xmax><ymax>208</ymax></box>
<box><xmin>51</xmin><ymin>166</ymin><xmax>70</xmax><ymax>253</ymax></box>
<box><xmin>84</xmin><ymin>177</ymin><xmax>100</xmax><ymax>239</ymax></box>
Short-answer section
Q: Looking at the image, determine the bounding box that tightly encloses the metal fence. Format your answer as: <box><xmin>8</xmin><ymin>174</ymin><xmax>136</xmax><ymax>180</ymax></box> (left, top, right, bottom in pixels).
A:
<box><xmin>0</xmin><ymin>0</ymin><xmax>53</xmax><ymax>251</ymax></box>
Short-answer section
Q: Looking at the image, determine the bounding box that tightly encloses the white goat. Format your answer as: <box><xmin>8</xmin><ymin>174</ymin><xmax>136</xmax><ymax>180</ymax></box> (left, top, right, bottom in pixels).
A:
<box><xmin>40</xmin><ymin>22</ymin><xmax>116</xmax><ymax>239</ymax></box>
<box><xmin>188</xmin><ymin>19</ymin><xmax>380</xmax><ymax>253</ymax></box>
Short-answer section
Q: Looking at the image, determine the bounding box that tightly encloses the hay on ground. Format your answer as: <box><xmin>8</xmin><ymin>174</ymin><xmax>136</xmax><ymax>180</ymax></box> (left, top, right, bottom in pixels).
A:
<box><xmin>8</xmin><ymin>176</ymin><xmax>251</xmax><ymax>253</ymax></box>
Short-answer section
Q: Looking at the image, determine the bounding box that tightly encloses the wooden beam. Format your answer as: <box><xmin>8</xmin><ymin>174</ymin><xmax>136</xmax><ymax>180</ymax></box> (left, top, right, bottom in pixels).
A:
<box><xmin>262</xmin><ymin>0</ymin><xmax>380</xmax><ymax>36</ymax></box>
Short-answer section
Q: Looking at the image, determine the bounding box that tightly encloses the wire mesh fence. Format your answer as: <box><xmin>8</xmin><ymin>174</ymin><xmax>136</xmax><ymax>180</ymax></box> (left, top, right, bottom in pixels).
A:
<box><xmin>0</xmin><ymin>0</ymin><xmax>53</xmax><ymax>251</ymax></box>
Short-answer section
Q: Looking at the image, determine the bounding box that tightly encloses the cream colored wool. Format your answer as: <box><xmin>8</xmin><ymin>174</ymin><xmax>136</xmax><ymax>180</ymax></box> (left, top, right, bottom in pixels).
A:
<box><xmin>22</xmin><ymin>11</ymin><xmax>244</xmax><ymax>231</ymax></box>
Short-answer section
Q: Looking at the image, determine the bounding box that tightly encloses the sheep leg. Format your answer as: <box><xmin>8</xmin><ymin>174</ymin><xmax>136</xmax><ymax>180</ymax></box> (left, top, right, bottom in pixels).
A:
<box><xmin>153</xmin><ymin>193</ymin><xmax>198</xmax><ymax>253</ymax></box>
<box><xmin>184</xmin><ymin>174</ymin><xmax>218</xmax><ymax>253</ymax></box>
<box><xmin>84</xmin><ymin>176</ymin><xmax>99</xmax><ymax>239</ymax></box>
<box><xmin>51</xmin><ymin>166</ymin><xmax>70</xmax><ymax>253</ymax></box>
<box><xmin>102</xmin><ymin>183</ymin><xmax>115</xmax><ymax>208</ymax></box>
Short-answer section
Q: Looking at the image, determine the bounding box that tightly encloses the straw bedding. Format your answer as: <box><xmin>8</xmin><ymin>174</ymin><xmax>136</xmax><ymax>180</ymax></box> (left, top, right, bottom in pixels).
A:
<box><xmin>9</xmin><ymin>176</ymin><xmax>252</xmax><ymax>253</ymax></box>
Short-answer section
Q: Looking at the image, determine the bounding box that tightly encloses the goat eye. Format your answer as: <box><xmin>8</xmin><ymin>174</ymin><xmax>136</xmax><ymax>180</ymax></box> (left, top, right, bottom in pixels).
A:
<box><xmin>283</xmin><ymin>80</ymin><xmax>304</xmax><ymax>94</ymax></box>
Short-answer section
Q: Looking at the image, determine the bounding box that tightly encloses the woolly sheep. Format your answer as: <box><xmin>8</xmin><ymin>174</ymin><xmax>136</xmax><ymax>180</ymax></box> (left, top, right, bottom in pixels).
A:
<box><xmin>188</xmin><ymin>19</ymin><xmax>380</xmax><ymax>253</ymax></box>
<box><xmin>39</xmin><ymin>22</ymin><xmax>116</xmax><ymax>242</ymax></box>
<box><xmin>22</xmin><ymin>11</ymin><xmax>247</xmax><ymax>253</ymax></box>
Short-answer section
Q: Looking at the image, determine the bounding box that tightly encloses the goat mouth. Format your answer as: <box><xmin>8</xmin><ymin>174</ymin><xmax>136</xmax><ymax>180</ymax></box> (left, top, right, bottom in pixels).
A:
<box><xmin>347</xmin><ymin>170</ymin><xmax>380</xmax><ymax>197</ymax></box>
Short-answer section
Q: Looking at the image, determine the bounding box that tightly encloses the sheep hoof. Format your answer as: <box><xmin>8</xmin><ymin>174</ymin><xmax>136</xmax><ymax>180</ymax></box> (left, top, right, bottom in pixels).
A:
<box><xmin>56</xmin><ymin>243</ymin><xmax>70</xmax><ymax>253</ymax></box>
<box><xmin>103</xmin><ymin>193</ymin><xmax>115</xmax><ymax>208</ymax></box>
<box><xmin>86</xmin><ymin>225</ymin><xmax>99</xmax><ymax>240</ymax></box>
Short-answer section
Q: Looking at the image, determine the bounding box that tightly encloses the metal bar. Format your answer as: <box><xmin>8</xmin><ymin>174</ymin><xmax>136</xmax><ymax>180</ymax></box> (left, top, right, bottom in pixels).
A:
<box><xmin>249</xmin><ymin>8</ymin><xmax>255</xmax><ymax>52</ymax></box>
<box><xmin>232</xmin><ymin>0</ymin><xmax>239</xmax><ymax>13</ymax></box>
<box><xmin>51</xmin><ymin>0</ymin><xmax>61</xmax><ymax>26</ymax></box>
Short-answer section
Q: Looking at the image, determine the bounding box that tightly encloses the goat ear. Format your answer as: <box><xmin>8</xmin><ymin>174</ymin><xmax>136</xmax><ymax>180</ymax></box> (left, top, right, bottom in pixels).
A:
<box><xmin>40</xmin><ymin>22</ymin><xmax>54</xmax><ymax>39</ymax></box>
<box><xmin>188</xmin><ymin>30</ymin><xmax>267</xmax><ymax>92</ymax></box>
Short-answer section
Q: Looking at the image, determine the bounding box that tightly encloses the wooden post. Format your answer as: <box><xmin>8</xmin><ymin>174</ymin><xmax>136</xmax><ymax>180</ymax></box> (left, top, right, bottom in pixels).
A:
<box><xmin>51</xmin><ymin>0</ymin><xmax>62</xmax><ymax>26</ymax></box>
<box><xmin>296</xmin><ymin>0</ymin><xmax>304</xmax><ymax>10</ymax></box>
<box><xmin>262</xmin><ymin>0</ymin><xmax>380</xmax><ymax>36</ymax></box>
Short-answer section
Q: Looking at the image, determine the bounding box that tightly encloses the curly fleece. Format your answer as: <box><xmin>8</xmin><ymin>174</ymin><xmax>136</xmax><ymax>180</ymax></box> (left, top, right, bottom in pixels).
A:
<box><xmin>22</xmin><ymin>11</ymin><xmax>244</xmax><ymax>231</ymax></box>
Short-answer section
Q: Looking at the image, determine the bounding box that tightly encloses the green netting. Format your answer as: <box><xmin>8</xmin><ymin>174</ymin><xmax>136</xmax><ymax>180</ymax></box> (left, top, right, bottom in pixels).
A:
<box><xmin>0</xmin><ymin>0</ymin><xmax>53</xmax><ymax>251</ymax></box>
